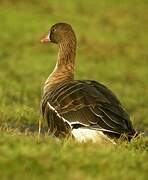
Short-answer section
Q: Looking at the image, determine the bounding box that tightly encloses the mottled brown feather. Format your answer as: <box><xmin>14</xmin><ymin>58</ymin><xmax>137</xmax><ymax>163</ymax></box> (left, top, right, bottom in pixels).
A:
<box><xmin>41</xmin><ymin>80</ymin><xmax>135</xmax><ymax>138</ymax></box>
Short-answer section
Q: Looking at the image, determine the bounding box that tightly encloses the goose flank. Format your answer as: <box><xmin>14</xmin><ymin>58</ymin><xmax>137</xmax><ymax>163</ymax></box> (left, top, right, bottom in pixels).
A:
<box><xmin>40</xmin><ymin>23</ymin><xmax>136</xmax><ymax>143</ymax></box>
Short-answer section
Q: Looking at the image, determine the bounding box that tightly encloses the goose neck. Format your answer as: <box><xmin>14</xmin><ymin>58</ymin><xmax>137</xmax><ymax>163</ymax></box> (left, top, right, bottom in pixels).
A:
<box><xmin>57</xmin><ymin>38</ymin><xmax>76</xmax><ymax>69</ymax></box>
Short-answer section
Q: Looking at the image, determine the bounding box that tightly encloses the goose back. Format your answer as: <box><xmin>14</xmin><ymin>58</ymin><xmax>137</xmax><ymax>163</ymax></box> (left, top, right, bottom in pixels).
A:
<box><xmin>41</xmin><ymin>80</ymin><xmax>135</xmax><ymax>139</ymax></box>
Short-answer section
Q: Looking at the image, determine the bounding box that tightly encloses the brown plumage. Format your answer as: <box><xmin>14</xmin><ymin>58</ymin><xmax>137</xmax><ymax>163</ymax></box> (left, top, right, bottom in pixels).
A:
<box><xmin>40</xmin><ymin>23</ymin><xmax>135</xmax><ymax>142</ymax></box>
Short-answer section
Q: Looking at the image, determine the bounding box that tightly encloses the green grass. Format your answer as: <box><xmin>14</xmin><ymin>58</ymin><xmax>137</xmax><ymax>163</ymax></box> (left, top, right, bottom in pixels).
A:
<box><xmin>0</xmin><ymin>0</ymin><xmax>148</xmax><ymax>179</ymax></box>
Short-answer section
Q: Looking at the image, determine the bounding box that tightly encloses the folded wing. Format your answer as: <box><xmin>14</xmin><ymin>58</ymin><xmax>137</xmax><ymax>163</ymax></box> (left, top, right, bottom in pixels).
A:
<box><xmin>41</xmin><ymin>80</ymin><xmax>135</xmax><ymax>138</ymax></box>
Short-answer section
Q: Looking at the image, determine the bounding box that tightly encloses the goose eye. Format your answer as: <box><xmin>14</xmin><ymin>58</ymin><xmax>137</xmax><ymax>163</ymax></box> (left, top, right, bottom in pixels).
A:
<box><xmin>52</xmin><ymin>28</ymin><xmax>56</xmax><ymax>32</ymax></box>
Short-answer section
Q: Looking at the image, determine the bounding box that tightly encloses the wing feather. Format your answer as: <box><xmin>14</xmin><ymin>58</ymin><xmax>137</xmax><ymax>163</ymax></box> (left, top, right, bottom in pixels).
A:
<box><xmin>41</xmin><ymin>80</ymin><xmax>135</xmax><ymax>138</ymax></box>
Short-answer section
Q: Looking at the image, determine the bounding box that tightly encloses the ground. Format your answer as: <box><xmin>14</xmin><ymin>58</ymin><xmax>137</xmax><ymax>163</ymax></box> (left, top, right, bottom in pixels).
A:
<box><xmin>0</xmin><ymin>0</ymin><xmax>148</xmax><ymax>179</ymax></box>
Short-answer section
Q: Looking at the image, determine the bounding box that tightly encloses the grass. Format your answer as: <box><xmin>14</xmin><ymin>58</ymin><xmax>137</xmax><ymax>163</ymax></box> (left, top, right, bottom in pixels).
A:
<box><xmin>0</xmin><ymin>0</ymin><xmax>148</xmax><ymax>179</ymax></box>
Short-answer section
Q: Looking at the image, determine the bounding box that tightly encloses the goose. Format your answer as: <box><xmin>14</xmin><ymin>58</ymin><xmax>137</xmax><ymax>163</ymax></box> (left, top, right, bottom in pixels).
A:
<box><xmin>40</xmin><ymin>22</ymin><xmax>136</xmax><ymax>143</ymax></box>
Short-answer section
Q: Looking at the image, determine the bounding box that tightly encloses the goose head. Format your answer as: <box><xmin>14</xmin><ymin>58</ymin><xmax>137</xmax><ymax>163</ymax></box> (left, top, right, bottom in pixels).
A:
<box><xmin>41</xmin><ymin>22</ymin><xmax>76</xmax><ymax>44</ymax></box>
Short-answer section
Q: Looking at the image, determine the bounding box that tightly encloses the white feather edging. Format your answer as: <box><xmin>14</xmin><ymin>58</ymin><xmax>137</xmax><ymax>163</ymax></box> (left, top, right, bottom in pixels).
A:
<box><xmin>47</xmin><ymin>102</ymin><xmax>116</xmax><ymax>144</ymax></box>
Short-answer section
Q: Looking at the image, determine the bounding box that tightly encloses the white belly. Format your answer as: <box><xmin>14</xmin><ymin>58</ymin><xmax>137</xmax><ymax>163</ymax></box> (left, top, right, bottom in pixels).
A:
<box><xmin>72</xmin><ymin>128</ymin><xmax>116</xmax><ymax>144</ymax></box>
